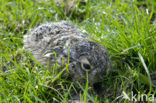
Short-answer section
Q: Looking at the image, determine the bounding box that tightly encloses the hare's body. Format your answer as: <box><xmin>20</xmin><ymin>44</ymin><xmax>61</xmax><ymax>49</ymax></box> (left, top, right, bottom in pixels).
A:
<box><xmin>24</xmin><ymin>21</ymin><xmax>110</xmax><ymax>84</ymax></box>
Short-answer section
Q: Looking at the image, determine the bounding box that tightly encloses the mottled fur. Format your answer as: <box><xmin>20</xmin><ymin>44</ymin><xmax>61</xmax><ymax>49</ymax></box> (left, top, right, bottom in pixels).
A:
<box><xmin>23</xmin><ymin>21</ymin><xmax>110</xmax><ymax>84</ymax></box>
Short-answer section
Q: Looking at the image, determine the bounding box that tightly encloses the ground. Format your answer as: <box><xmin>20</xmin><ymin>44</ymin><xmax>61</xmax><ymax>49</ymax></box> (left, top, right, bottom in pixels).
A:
<box><xmin>0</xmin><ymin>0</ymin><xmax>156</xmax><ymax>103</ymax></box>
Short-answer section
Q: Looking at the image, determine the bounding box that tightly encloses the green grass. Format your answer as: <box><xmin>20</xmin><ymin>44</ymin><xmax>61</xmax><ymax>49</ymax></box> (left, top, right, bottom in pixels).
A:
<box><xmin>0</xmin><ymin>0</ymin><xmax>156</xmax><ymax>102</ymax></box>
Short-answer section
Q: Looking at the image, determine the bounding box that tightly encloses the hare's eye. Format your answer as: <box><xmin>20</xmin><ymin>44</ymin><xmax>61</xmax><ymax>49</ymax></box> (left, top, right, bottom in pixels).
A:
<box><xmin>83</xmin><ymin>64</ymin><xmax>91</xmax><ymax>70</ymax></box>
<box><xmin>79</xmin><ymin>56</ymin><xmax>91</xmax><ymax>71</ymax></box>
<box><xmin>81</xmin><ymin>63</ymin><xmax>91</xmax><ymax>71</ymax></box>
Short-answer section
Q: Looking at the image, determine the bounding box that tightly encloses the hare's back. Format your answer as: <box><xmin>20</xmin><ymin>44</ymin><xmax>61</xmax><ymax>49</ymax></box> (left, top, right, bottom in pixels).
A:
<box><xmin>23</xmin><ymin>21</ymin><xmax>83</xmax><ymax>65</ymax></box>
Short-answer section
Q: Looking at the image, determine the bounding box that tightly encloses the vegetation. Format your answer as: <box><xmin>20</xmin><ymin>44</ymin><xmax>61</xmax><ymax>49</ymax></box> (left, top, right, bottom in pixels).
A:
<box><xmin>0</xmin><ymin>0</ymin><xmax>155</xmax><ymax>102</ymax></box>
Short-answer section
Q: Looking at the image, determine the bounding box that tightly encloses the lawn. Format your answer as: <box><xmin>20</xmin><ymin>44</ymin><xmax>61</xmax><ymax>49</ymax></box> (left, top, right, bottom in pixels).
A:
<box><xmin>0</xmin><ymin>0</ymin><xmax>156</xmax><ymax>102</ymax></box>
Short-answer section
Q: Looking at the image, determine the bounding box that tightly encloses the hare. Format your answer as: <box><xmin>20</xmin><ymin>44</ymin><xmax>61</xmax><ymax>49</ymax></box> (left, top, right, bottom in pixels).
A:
<box><xmin>23</xmin><ymin>21</ymin><xmax>110</xmax><ymax>84</ymax></box>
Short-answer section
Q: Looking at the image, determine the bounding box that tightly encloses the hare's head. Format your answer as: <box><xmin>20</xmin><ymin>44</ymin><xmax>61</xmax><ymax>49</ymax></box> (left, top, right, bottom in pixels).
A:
<box><xmin>66</xmin><ymin>40</ymin><xmax>110</xmax><ymax>84</ymax></box>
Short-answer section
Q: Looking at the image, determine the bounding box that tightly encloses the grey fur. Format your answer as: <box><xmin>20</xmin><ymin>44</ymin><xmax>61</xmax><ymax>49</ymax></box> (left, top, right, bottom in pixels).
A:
<box><xmin>23</xmin><ymin>21</ymin><xmax>110</xmax><ymax>84</ymax></box>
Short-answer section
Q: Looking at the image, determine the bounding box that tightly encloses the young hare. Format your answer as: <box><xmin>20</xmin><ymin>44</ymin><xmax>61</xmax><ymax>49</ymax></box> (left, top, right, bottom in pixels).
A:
<box><xmin>23</xmin><ymin>21</ymin><xmax>110</xmax><ymax>84</ymax></box>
